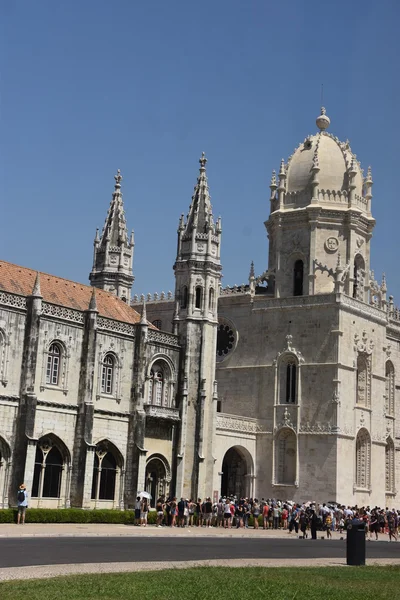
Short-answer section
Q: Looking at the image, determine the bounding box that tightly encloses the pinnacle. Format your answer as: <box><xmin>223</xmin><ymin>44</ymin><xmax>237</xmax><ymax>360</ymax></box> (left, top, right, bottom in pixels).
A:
<box><xmin>88</xmin><ymin>287</ymin><xmax>98</xmax><ymax>311</ymax></box>
<box><xmin>31</xmin><ymin>272</ymin><xmax>42</xmax><ymax>297</ymax></box>
<box><xmin>140</xmin><ymin>298</ymin><xmax>147</xmax><ymax>325</ymax></box>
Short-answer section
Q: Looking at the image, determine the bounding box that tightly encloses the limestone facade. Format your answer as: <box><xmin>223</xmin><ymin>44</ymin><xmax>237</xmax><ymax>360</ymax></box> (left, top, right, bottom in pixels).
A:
<box><xmin>0</xmin><ymin>109</ymin><xmax>399</xmax><ymax>509</ymax></box>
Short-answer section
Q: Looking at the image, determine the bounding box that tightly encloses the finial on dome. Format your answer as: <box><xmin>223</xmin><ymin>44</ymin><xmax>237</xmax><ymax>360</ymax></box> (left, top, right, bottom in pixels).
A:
<box><xmin>279</xmin><ymin>159</ymin><xmax>285</xmax><ymax>176</ymax></box>
<box><xmin>316</xmin><ymin>107</ymin><xmax>330</xmax><ymax>131</ymax></box>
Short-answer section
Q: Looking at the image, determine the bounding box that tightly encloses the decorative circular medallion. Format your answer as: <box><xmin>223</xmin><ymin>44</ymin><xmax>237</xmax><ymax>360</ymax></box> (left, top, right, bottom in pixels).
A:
<box><xmin>216</xmin><ymin>318</ymin><xmax>237</xmax><ymax>362</ymax></box>
<box><xmin>325</xmin><ymin>236</ymin><xmax>339</xmax><ymax>253</ymax></box>
<box><xmin>197</xmin><ymin>243</ymin><xmax>205</xmax><ymax>253</ymax></box>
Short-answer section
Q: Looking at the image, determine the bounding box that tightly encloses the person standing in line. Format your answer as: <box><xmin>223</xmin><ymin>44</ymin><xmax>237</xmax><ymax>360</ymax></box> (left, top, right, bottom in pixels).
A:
<box><xmin>17</xmin><ymin>484</ymin><xmax>28</xmax><ymax>525</ymax></box>
<box><xmin>262</xmin><ymin>502</ymin><xmax>269</xmax><ymax>530</ymax></box>
<box><xmin>156</xmin><ymin>496</ymin><xmax>165</xmax><ymax>527</ymax></box>
<box><xmin>140</xmin><ymin>497</ymin><xmax>149</xmax><ymax>526</ymax></box>
<box><xmin>134</xmin><ymin>496</ymin><xmax>141</xmax><ymax>526</ymax></box>
<box><xmin>310</xmin><ymin>510</ymin><xmax>319</xmax><ymax>540</ymax></box>
<box><xmin>325</xmin><ymin>511</ymin><xmax>333</xmax><ymax>539</ymax></box>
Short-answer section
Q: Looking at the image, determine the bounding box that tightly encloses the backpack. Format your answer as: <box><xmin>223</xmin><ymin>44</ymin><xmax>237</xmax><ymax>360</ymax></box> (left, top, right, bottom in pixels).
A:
<box><xmin>18</xmin><ymin>490</ymin><xmax>25</xmax><ymax>503</ymax></box>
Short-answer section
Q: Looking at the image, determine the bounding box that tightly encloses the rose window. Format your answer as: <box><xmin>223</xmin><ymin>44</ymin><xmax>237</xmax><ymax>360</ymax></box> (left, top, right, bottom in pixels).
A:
<box><xmin>216</xmin><ymin>320</ymin><xmax>237</xmax><ymax>362</ymax></box>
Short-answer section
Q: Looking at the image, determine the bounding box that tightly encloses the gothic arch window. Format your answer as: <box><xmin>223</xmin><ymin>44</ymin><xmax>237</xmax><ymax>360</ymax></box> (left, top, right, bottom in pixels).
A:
<box><xmin>0</xmin><ymin>329</ymin><xmax>9</xmax><ymax>386</ymax></box>
<box><xmin>180</xmin><ymin>286</ymin><xmax>188</xmax><ymax>309</ymax></box>
<box><xmin>279</xmin><ymin>356</ymin><xmax>298</xmax><ymax>404</ymax></box>
<box><xmin>385</xmin><ymin>361</ymin><xmax>395</xmax><ymax>415</ymax></box>
<box><xmin>355</xmin><ymin>428</ymin><xmax>371</xmax><ymax>489</ymax></box>
<box><xmin>195</xmin><ymin>286</ymin><xmax>202</xmax><ymax>309</ymax></box>
<box><xmin>353</xmin><ymin>254</ymin><xmax>365</xmax><ymax>300</ymax></box>
<box><xmin>275</xmin><ymin>428</ymin><xmax>296</xmax><ymax>485</ymax></box>
<box><xmin>356</xmin><ymin>354</ymin><xmax>371</xmax><ymax>407</ymax></box>
<box><xmin>385</xmin><ymin>437</ymin><xmax>395</xmax><ymax>494</ymax></box>
<box><xmin>152</xmin><ymin>319</ymin><xmax>162</xmax><ymax>330</ymax></box>
<box><xmin>101</xmin><ymin>354</ymin><xmax>115</xmax><ymax>395</ymax></box>
<box><xmin>293</xmin><ymin>260</ymin><xmax>304</xmax><ymax>296</ymax></box>
<box><xmin>91</xmin><ymin>442</ymin><xmax>122</xmax><ymax>502</ymax></box>
<box><xmin>46</xmin><ymin>343</ymin><xmax>62</xmax><ymax>385</ymax></box>
<box><xmin>147</xmin><ymin>360</ymin><xmax>173</xmax><ymax>407</ymax></box>
<box><xmin>209</xmin><ymin>288</ymin><xmax>215</xmax><ymax>312</ymax></box>
<box><xmin>0</xmin><ymin>437</ymin><xmax>11</xmax><ymax>508</ymax></box>
<box><xmin>31</xmin><ymin>436</ymin><xmax>69</xmax><ymax>499</ymax></box>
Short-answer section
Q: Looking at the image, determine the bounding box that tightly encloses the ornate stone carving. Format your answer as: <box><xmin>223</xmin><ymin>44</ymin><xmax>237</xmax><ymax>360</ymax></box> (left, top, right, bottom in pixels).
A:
<box><xmin>97</xmin><ymin>317</ymin><xmax>135</xmax><ymax>337</ymax></box>
<box><xmin>42</xmin><ymin>303</ymin><xmax>84</xmax><ymax>324</ymax></box>
<box><xmin>273</xmin><ymin>334</ymin><xmax>304</xmax><ymax>365</ymax></box>
<box><xmin>274</xmin><ymin>407</ymin><xmax>294</xmax><ymax>432</ymax></box>
<box><xmin>143</xmin><ymin>404</ymin><xmax>180</xmax><ymax>421</ymax></box>
<box><xmin>354</xmin><ymin>330</ymin><xmax>374</xmax><ymax>354</ymax></box>
<box><xmin>299</xmin><ymin>421</ymin><xmax>334</xmax><ymax>433</ymax></box>
<box><xmin>0</xmin><ymin>292</ymin><xmax>26</xmax><ymax>310</ymax></box>
<box><xmin>325</xmin><ymin>236</ymin><xmax>339</xmax><ymax>253</ymax></box>
<box><xmin>216</xmin><ymin>413</ymin><xmax>262</xmax><ymax>434</ymax></box>
<box><xmin>147</xmin><ymin>330</ymin><xmax>180</xmax><ymax>348</ymax></box>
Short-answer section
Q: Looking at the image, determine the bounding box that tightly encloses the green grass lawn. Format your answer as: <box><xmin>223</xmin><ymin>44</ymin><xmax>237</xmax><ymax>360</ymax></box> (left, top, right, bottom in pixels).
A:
<box><xmin>0</xmin><ymin>567</ymin><xmax>399</xmax><ymax>600</ymax></box>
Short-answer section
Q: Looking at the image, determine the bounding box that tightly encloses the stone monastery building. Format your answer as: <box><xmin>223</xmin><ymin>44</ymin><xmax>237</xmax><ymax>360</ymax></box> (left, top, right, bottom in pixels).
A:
<box><xmin>0</xmin><ymin>108</ymin><xmax>399</xmax><ymax>510</ymax></box>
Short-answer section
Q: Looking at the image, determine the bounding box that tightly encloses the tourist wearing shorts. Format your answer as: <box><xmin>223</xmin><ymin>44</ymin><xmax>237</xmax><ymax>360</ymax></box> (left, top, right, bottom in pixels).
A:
<box><xmin>134</xmin><ymin>496</ymin><xmax>141</xmax><ymax>525</ymax></box>
<box><xmin>224</xmin><ymin>501</ymin><xmax>232</xmax><ymax>528</ymax></box>
<box><xmin>17</xmin><ymin>484</ymin><xmax>28</xmax><ymax>524</ymax></box>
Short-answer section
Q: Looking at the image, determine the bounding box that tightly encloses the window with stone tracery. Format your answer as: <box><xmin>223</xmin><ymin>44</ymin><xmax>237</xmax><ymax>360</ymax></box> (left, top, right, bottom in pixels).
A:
<box><xmin>385</xmin><ymin>361</ymin><xmax>395</xmax><ymax>415</ymax></box>
<box><xmin>31</xmin><ymin>437</ymin><xmax>67</xmax><ymax>499</ymax></box>
<box><xmin>355</xmin><ymin>428</ymin><xmax>371</xmax><ymax>489</ymax></box>
<box><xmin>147</xmin><ymin>361</ymin><xmax>173</xmax><ymax>407</ymax></box>
<box><xmin>46</xmin><ymin>343</ymin><xmax>61</xmax><ymax>385</ymax></box>
<box><xmin>353</xmin><ymin>254</ymin><xmax>365</xmax><ymax>300</ymax></box>
<box><xmin>275</xmin><ymin>428</ymin><xmax>296</xmax><ymax>485</ymax></box>
<box><xmin>356</xmin><ymin>354</ymin><xmax>371</xmax><ymax>407</ymax></box>
<box><xmin>279</xmin><ymin>356</ymin><xmax>298</xmax><ymax>404</ymax></box>
<box><xmin>385</xmin><ymin>437</ymin><xmax>395</xmax><ymax>494</ymax></box>
<box><xmin>101</xmin><ymin>354</ymin><xmax>115</xmax><ymax>394</ymax></box>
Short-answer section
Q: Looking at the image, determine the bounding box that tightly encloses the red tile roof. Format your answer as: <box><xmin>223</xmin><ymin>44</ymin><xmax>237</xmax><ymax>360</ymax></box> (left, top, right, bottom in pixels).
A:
<box><xmin>0</xmin><ymin>260</ymin><xmax>143</xmax><ymax>325</ymax></box>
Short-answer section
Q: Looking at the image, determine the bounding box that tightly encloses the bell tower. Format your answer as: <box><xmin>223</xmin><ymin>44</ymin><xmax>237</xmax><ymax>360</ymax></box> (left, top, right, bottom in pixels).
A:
<box><xmin>265</xmin><ymin>109</ymin><xmax>375</xmax><ymax>299</ymax></box>
<box><xmin>89</xmin><ymin>170</ymin><xmax>134</xmax><ymax>302</ymax></box>
<box><xmin>173</xmin><ymin>153</ymin><xmax>222</xmax><ymax>500</ymax></box>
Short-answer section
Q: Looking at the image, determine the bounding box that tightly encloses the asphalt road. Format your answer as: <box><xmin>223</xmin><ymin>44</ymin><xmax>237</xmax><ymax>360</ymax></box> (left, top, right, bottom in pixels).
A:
<box><xmin>0</xmin><ymin>537</ymin><xmax>398</xmax><ymax>568</ymax></box>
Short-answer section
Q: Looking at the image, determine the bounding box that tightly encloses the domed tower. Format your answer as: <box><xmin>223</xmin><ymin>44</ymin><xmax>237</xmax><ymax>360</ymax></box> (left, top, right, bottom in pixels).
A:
<box><xmin>265</xmin><ymin>108</ymin><xmax>375</xmax><ymax>299</ymax></box>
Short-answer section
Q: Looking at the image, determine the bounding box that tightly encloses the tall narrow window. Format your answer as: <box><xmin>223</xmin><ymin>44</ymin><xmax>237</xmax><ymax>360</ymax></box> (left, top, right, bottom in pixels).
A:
<box><xmin>209</xmin><ymin>288</ymin><xmax>215</xmax><ymax>311</ymax></box>
<box><xmin>385</xmin><ymin>438</ymin><xmax>395</xmax><ymax>493</ymax></box>
<box><xmin>385</xmin><ymin>361</ymin><xmax>395</xmax><ymax>415</ymax></box>
<box><xmin>181</xmin><ymin>286</ymin><xmax>188</xmax><ymax>309</ymax></box>
<box><xmin>101</xmin><ymin>354</ymin><xmax>115</xmax><ymax>394</ymax></box>
<box><xmin>195</xmin><ymin>287</ymin><xmax>202</xmax><ymax>309</ymax></box>
<box><xmin>46</xmin><ymin>343</ymin><xmax>61</xmax><ymax>385</ymax></box>
<box><xmin>154</xmin><ymin>371</ymin><xmax>163</xmax><ymax>405</ymax></box>
<box><xmin>356</xmin><ymin>354</ymin><xmax>370</xmax><ymax>407</ymax></box>
<box><xmin>293</xmin><ymin>260</ymin><xmax>303</xmax><ymax>296</ymax></box>
<box><xmin>353</xmin><ymin>255</ymin><xmax>365</xmax><ymax>300</ymax></box>
<box><xmin>147</xmin><ymin>362</ymin><xmax>172</xmax><ymax>407</ymax></box>
<box><xmin>286</xmin><ymin>363</ymin><xmax>297</xmax><ymax>403</ymax></box>
<box><xmin>275</xmin><ymin>429</ymin><xmax>296</xmax><ymax>485</ymax></box>
<box><xmin>355</xmin><ymin>428</ymin><xmax>371</xmax><ymax>489</ymax></box>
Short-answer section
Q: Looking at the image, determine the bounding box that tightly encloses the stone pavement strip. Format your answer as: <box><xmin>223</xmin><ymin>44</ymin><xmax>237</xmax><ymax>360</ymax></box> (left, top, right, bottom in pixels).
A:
<box><xmin>0</xmin><ymin>558</ymin><xmax>400</xmax><ymax>582</ymax></box>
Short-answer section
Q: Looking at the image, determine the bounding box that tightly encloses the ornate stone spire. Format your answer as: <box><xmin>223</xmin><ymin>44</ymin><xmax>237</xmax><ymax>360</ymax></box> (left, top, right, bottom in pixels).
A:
<box><xmin>184</xmin><ymin>152</ymin><xmax>214</xmax><ymax>234</ymax></box>
<box><xmin>249</xmin><ymin>261</ymin><xmax>255</xmax><ymax>280</ymax></box>
<box><xmin>90</xmin><ymin>170</ymin><xmax>135</xmax><ymax>301</ymax></box>
<box><xmin>140</xmin><ymin>298</ymin><xmax>147</xmax><ymax>325</ymax></box>
<box><xmin>31</xmin><ymin>272</ymin><xmax>42</xmax><ymax>297</ymax></box>
<box><xmin>88</xmin><ymin>287</ymin><xmax>98</xmax><ymax>312</ymax></box>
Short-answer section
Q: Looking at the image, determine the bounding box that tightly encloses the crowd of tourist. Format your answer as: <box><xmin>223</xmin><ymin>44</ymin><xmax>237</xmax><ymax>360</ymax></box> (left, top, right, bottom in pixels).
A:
<box><xmin>134</xmin><ymin>495</ymin><xmax>400</xmax><ymax>541</ymax></box>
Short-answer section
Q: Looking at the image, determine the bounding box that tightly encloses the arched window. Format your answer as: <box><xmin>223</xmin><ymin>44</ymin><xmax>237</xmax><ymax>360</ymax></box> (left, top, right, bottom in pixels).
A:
<box><xmin>46</xmin><ymin>343</ymin><xmax>61</xmax><ymax>385</ymax></box>
<box><xmin>147</xmin><ymin>361</ymin><xmax>172</xmax><ymax>407</ymax></box>
<box><xmin>279</xmin><ymin>357</ymin><xmax>298</xmax><ymax>404</ymax></box>
<box><xmin>209</xmin><ymin>288</ymin><xmax>215</xmax><ymax>311</ymax></box>
<box><xmin>275</xmin><ymin>428</ymin><xmax>296</xmax><ymax>485</ymax></box>
<box><xmin>152</xmin><ymin>319</ymin><xmax>162</xmax><ymax>329</ymax></box>
<box><xmin>293</xmin><ymin>260</ymin><xmax>303</xmax><ymax>296</ymax></box>
<box><xmin>353</xmin><ymin>254</ymin><xmax>365</xmax><ymax>300</ymax></box>
<box><xmin>101</xmin><ymin>354</ymin><xmax>115</xmax><ymax>394</ymax></box>
<box><xmin>286</xmin><ymin>363</ymin><xmax>297</xmax><ymax>403</ymax></box>
<box><xmin>180</xmin><ymin>286</ymin><xmax>188</xmax><ymax>309</ymax></box>
<box><xmin>195</xmin><ymin>286</ymin><xmax>202</xmax><ymax>309</ymax></box>
<box><xmin>385</xmin><ymin>438</ymin><xmax>395</xmax><ymax>493</ymax></box>
<box><xmin>91</xmin><ymin>446</ymin><xmax>118</xmax><ymax>501</ymax></box>
<box><xmin>385</xmin><ymin>361</ymin><xmax>395</xmax><ymax>415</ymax></box>
<box><xmin>356</xmin><ymin>354</ymin><xmax>370</xmax><ymax>407</ymax></box>
<box><xmin>31</xmin><ymin>439</ymin><xmax>66</xmax><ymax>499</ymax></box>
<box><xmin>355</xmin><ymin>428</ymin><xmax>371</xmax><ymax>489</ymax></box>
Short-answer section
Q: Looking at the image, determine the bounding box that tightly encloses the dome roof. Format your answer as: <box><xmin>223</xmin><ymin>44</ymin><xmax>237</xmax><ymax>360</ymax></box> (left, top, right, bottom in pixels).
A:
<box><xmin>285</xmin><ymin>109</ymin><xmax>364</xmax><ymax>198</ymax></box>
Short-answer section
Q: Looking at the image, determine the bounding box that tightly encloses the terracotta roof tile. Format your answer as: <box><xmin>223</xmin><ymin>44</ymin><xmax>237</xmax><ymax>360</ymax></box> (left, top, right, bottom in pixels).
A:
<box><xmin>0</xmin><ymin>260</ymin><xmax>144</xmax><ymax>325</ymax></box>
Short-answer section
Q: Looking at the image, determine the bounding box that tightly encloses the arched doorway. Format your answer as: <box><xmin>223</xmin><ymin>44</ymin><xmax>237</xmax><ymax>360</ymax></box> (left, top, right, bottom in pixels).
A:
<box><xmin>31</xmin><ymin>435</ymin><xmax>70</xmax><ymax>507</ymax></box>
<box><xmin>221</xmin><ymin>447</ymin><xmax>253</xmax><ymax>499</ymax></box>
<box><xmin>145</xmin><ymin>455</ymin><xmax>171</xmax><ymax>507</ymax></box>
<box><xmin>91</xmin><ymin>440</ymin><xmax>123</xmax><ymax>508</ymax></box>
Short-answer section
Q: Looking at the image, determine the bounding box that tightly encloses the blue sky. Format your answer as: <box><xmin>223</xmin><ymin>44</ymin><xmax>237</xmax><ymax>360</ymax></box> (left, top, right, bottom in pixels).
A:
<box><xmin>1</xmin><ymin>0</ymin><xmax>399</xmax><ymax>300</ymax></box>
